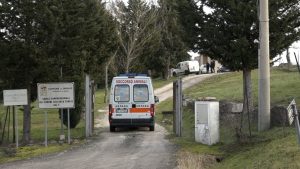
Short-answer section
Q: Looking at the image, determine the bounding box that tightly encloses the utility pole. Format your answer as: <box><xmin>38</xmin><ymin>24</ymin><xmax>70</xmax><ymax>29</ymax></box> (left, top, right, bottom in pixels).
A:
<box><xmin>258</xmin><ymin>0</ymin><xmax>270</xmax><ymax>131</ymax></box>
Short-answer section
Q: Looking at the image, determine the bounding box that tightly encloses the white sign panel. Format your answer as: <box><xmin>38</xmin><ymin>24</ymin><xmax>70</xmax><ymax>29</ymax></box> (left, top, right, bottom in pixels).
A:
<box><xmin>3</xmin><ymin>89</ymin><xmax>28</xmax><ymax>106</ymax></box>
<box><xmin>38</xmin><ymin>83</ymin><xmax>75</xmax><ymax>109</ymax></box>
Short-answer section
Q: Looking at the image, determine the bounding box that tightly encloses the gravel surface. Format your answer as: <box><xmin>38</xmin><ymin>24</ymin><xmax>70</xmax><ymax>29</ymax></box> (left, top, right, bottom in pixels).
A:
<box><xmin>1</xmin><ymin>125</ymin><xmax>177</xmax><ymax>169</ymax></box>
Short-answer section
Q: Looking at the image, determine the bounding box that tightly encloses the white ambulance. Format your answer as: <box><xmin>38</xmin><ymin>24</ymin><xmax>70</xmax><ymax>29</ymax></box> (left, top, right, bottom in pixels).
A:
<box><xmin>108</xmin><ymin>73</ymin><xmax>159</xmax><ymax>132</ymax></box>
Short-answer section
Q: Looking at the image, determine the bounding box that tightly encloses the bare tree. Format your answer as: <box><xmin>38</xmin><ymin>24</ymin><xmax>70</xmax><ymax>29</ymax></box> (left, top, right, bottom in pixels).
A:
<box><xmin>110</xmin><ymin>0</ymin><xmax>160</xmax><ymax>73</ymax></box>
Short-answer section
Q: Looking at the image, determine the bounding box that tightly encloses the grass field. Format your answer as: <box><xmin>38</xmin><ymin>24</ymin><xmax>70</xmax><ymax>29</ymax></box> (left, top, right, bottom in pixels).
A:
<box><xmin>182</xmin><ymin>68</ymin><xmax>299</xmax><ymax>106</ymax></box>
<box><xmin>156</xmin><ymin>67</ymin><xmax>300</xmax><ymax>169</ymax></box>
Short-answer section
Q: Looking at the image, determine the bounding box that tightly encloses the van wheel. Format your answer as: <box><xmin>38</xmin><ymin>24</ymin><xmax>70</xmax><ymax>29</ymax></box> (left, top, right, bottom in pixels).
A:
<box><xmin>150</xmin><ymin>126</ymin><xmax>155</xmax><ymax>131</ymax></box>
<box><xmin>173</xmin><ymin>72</ymin><xmax>177</xmax><ymax>77</ymax></box>
<box><xmin>110</xmin><ymin>126</ymin><xmax>116</xmax><ymax>132</ymax></box>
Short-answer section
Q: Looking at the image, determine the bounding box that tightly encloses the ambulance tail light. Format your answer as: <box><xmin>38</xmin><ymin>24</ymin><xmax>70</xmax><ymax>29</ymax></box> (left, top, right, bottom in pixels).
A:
<box><xmin>150</xmin><ymin>104</ymin><xmax>155</xmax><ymax>117</ymax></box>
<box><xmin>109</xmin><ymin>104</ymin><xmax>113</xmax><ymax>117</ymax></box>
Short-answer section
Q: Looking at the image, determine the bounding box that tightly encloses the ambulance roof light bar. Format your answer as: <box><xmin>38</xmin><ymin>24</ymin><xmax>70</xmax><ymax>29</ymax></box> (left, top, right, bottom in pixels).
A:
<box><xmin>118</xmin><ymin>73</ymin><xmax>148</xmax><ymax>77</ymax></box>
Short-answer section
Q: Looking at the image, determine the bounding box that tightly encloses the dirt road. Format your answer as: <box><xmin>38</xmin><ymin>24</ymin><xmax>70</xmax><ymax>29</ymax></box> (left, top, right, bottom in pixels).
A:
<box><xmin>154</xmin><ymin>74</ymin><xmax>216</xmax><ymax>102</ymax></box>
<box><xmin>0</xmin><ymin>74</ymin><xmax>216</xmax><ymax>169</ymax></box>
<box><xmin>1</xmin><ymin>125</ymin><xmax>176</xmax><ymax>169</ymax></box>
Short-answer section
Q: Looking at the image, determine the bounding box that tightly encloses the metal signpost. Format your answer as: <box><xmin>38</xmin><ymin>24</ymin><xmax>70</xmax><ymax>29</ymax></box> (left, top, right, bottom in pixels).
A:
<box><xmin>3</xmin><ymin>89</ymin><xmax>28</xmax><ymax>148</ymax></box>
<box><xmin>37</xmin><ymin>83</ymin><xmax>75</xmax><ymax>146</ymax></box>
<box><xmin>287</xmin><ymin>99</ymin><xmax>300</xmax><ymax>145</ymax></box>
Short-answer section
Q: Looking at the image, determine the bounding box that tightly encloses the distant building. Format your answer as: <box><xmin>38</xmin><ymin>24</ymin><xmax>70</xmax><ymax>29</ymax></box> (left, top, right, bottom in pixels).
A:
<box><xmin>194</xmin><ymin>54</ymin><xmax>221</xmax><ymax>71</ymax></box>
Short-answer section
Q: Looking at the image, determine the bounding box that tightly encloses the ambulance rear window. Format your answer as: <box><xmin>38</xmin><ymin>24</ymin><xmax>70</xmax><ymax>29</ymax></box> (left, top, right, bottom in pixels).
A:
<box><xmin>133</xmin><ymin>84</ymin><xmax>149</xmax><ymax>102</ymax></box>
<box><xmin>114</xmin><ymin>85</ymin><xmax>130</xmax><ymax>102</ymax></box>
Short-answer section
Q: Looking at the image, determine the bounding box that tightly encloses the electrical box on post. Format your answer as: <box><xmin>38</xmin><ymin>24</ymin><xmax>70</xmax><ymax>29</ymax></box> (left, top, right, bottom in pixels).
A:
<box><xmin>194</xmin><ymin>101</ymin><xmax>219</xmax><ymax>145</ymax></box>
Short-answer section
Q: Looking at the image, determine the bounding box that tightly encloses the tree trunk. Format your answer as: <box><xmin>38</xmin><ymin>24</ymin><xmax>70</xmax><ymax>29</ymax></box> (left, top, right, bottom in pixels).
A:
<box><xmin>242</xmin><ymin>68</ymin><xmax>253</xmax><ymax>136</ymax></box>
<box><xmin>243</xmin><ymin>69</ymin><xmax>253</xmax><ymax>113</ymax></box>
<box><xmin>125</xmin><ymin>55</ymin><xmax>130</xmax><ymax>73</ymax></box>
<box><xmin>164</xmin><ymin>55</ymin><xmax>171</xmax><ymax>80</ymax></box>
<box><xmin>286</xmin><ymin>48</ymin><xmax>291</xmax><ymax>70</ymax></box>
<box><xmin>104</xmin><ymin>65</ymin><xmax>108</xmax><ymax>103</ymax></box>
<box><xmin>22</xmin><ymin>86</ymin><xmax>31</xmax><ymax>144</ymax></box>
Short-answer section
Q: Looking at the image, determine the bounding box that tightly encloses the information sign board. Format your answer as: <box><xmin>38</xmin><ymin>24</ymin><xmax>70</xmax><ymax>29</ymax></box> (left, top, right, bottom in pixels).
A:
<box><xmin>3</xmin><ymin>89</ymin><xmax>28</xmax><ymax>106</ymax></box>
<box><xmin>38</xmin><ymin>83</ymin><xmax>75</xmax><ymax>109</ymax></box>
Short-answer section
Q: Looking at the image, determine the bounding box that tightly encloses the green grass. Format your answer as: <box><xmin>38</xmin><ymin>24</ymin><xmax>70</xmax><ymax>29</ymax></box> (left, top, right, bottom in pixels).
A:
<box><xmin>152</xmin><ymin>76</ymin><xmax>176</xmax><ymax>89</ymax></box>
<box><xmin>94</xmin><ymin>88</ymin><xmax>107</xmax><ymax>118</ymax></box>
<box><xmin>0</xmin><ymin>144</ymin><xmax>75</xmax><ymax>163</ymax></box>
<box><xmin>184</xmin><ymin>68</ymin><xmax>300</xmax><ymax>106</ymax></box>
<box><xmin>184</xmin><ymin>72</ymin><xmax>244</xmax><ymax>102</ymax></box>
<box><xmin>213</xmin><ymin>127</ymin><xmax>300</xmax><ymax>169</ymax></box>
<box><xmin>156</xmin><ymin>68</ymin><xmax>300</xmax><ymax>168</ymax></box>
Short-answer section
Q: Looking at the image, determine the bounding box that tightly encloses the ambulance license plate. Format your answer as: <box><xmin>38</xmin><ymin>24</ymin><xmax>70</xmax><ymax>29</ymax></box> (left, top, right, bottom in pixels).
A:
<box><xmin>116</xmin><ymin>108</ymin><xmax>128</xmax><ymax>113</ymax></box>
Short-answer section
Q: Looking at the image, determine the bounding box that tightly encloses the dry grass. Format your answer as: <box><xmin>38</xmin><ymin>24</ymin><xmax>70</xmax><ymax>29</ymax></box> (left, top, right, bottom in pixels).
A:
<box><xmin>177</xmin><ymin>150</ymin><xmax>217</xmax><ymax>169</ymax></box>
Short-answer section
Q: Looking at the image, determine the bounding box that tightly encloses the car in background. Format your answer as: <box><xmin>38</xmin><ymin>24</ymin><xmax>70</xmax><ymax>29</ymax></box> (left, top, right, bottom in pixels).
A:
<box><xmin>217</xmin><ymin>66</ymin><xmax>231</xmax><ymax>73</ymax></box>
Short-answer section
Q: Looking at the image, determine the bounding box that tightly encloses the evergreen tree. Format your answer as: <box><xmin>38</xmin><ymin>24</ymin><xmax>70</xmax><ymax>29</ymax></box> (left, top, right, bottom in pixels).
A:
<box><xmin>48</xmin><ymin>0</ymin><xmax>116</xmax><ymax>128</ymax></box>
<box><xmin>193</xmin><ymin>0</ymin><xmax>300</xmax><ymax>134</ymax></box>
<box><xmin>1</xmin><ymin>0</ymin><xmax>118</xmax><ymax>142</ymax></box>
<box><xmin>175</xmin><ymin>0</ymin><xmax>200</xmax><ymax>50</ymax></box>
<box><xmin>0</xmin><ymin>0</ymin><xmax>54</xmax><ymax>144</ymax></box>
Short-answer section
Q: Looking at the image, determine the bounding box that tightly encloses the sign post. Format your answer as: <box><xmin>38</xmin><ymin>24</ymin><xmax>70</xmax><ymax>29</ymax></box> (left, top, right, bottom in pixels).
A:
<box><xmin>45</xmin><ymin>111</ymin><xmax>48</xmax><ymax>147</ymax></box>
<box><xmin>13</xmin><ymin>107</ymin><xmax>18</xmax><ymax>147</ymax></box>
<box><xmin>37</xmin><ymin>83</ymin><xmax>75</xmax><ymax>146</ymax></box>
<box><xmin>3</xmin><ymin>89</ymin><xmax>28</xmax><ymax>148</ymax></box>
<box><xmin>68</xmin><ymin>109</ymin><xmax>70</xmax><ymax>144</ymax></box>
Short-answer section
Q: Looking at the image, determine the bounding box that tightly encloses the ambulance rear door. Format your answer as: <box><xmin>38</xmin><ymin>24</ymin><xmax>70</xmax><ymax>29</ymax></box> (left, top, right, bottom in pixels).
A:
<box><xmin>113</xmin><ymin>82</ymin><xmax>132</xmax><ymax>120</ymax></box>
<box><xmin>131</xmin><ymin>82</ymin><xmax>153</xmax><ymax>119</ymax></box>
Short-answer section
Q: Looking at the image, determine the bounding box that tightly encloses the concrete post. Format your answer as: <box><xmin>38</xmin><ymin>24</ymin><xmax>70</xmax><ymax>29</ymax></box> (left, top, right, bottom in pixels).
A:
<box><xmin>175</xmin><ymin>78</ymin><xmax>182</xmax><ymax>137</ymax></box>
<box><xmin>179</xmin><ymin>78</ymin><xmax>183</xmax><ymax>137</ymax></box>
<box><xmin>258</xmin><ymin>0</ymin><xmax>270</xmax><ymax>131</ymax></box>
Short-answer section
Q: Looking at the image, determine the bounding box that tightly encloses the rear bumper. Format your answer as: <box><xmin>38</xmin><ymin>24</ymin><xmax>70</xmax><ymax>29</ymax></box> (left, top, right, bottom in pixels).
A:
<box><xmin>110</xmin><ymin>117</ymin><xmax>154</xmax><ymax>127</ymax></box>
